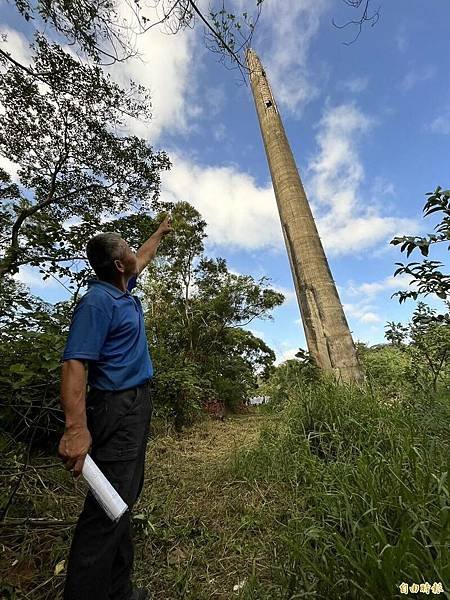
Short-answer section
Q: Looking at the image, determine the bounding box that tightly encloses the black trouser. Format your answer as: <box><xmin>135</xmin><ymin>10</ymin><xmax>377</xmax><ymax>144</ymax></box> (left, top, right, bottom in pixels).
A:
<box><xmin>64</xmin><ymin>381</ymin><xmax>153</xmax><ymax>600</ymax></box>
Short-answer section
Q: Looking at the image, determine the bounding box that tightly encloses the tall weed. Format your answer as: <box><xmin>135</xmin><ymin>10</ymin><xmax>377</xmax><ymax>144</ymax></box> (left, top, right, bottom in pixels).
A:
<box><xmin>232</xmin><ymin>379</ymin><xmax>450</xmax><ymax>599</ymax></box>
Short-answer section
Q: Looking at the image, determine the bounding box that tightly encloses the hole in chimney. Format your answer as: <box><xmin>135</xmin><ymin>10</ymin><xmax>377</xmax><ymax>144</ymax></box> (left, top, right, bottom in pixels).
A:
<box><xmin>265</xmin><ymin>100</ymin><xmax>273</xmax><ymax>108</ymax></box>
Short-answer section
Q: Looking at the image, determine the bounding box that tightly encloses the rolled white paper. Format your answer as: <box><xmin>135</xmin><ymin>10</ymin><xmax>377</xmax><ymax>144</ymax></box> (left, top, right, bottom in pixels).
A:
<box><xmin>82</xmin><ymin>454</ymin><xmax>128</xmax><ymax>522</ymax></box>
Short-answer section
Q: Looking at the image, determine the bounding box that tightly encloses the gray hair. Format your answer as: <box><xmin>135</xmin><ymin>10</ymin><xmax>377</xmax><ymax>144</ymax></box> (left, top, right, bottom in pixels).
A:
<box><xmin>86</xmin><ymin>232</ymin><xmax>126</xmax><ymax>280</ymax></box>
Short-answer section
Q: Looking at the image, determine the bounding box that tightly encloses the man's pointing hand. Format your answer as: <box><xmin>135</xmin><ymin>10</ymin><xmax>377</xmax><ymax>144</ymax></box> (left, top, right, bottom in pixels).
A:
<box><xmin>157</xmin><ymin>214</ymin><xmax>173</xmax><ymax>237</ymax></box>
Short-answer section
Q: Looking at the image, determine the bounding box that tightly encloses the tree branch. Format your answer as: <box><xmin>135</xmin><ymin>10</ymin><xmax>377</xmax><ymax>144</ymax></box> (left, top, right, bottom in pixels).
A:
<box><xmin>0</xmin><ymin>179</ymin><xmax>114</xmax><ymax>277</ymax></box>
<box><xmin>333</xmin><ymin>0</ymin><xmax>380</xmax><ymax>45</ymax></box>
<box><xmin>188</xmin><ymin>0</ymin><xmax>247</xmax><ymax>71</ymax></box>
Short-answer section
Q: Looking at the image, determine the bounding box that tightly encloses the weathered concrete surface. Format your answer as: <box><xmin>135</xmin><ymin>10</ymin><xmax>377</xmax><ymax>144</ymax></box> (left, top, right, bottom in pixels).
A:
<box><xmin>247</xmin><ymin>49</ymin><xmax>363</xmax><ymax>384</ymax></box>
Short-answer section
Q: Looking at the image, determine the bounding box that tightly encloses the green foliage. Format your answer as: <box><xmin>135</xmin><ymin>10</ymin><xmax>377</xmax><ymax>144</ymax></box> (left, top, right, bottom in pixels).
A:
<box><xmin>386</xmin><ymin>188</ymin><xmax>450</xmax><ymax>397</ymax></box>
<box><xmin>384</xmin><ymin>321</ymin><xmax>408</xmax><ymax>346</ymax></box>
<box><xmin>258</xmin><ymin>351</ymin><xmax>320</xmax><ymax>409</ymax></box>
<box><xmin>13</xmin><ymin>0</ymin><xmax>133</xmax><ymax>61</ymax></box>
<box><xmin>407</xmin><ymin>303</ymin><xmax>450</xmax><ymax>393</ymax></box>
<box><xmin>10</xmin><ymin>0</ymin><xmax>264</xmax><ymax>66</ymax></box>
<box><xmin>391</xmin><ymin>186</ymin><xmax>450</xmax><ymax>305</ymax></box>
<box><xmin>357</xmin><ymin>302</ymin><xmax>450</xmax><ymax>400</ymax></box>
<box><xmin>0</xmin><ymin>583</ymin><xmax>18</xmax><ymax>600</ymax></box>
<box><xmin>357</xmin><ymin>343</ymin><xmax>411</xmax><ymax>400</ymax></box>
<box><xmin>208</xmin><ymin>0</ymin><xmax>264</xmax><ymax>64</ymax></box>
<box><xmin>0</xmin><ymin>28</ymin><xmax>170</xmax><ymax>447</ymax></box>
<box><xmin>0</xmin><ymin>283</ymin><xmax>69</xmax><ymax>448</ymax></box>
<box><xmin>231</xmin><ymin>379</ymin><xmax>450</xmax><ymax>598</ymax></box>
<box><xmin>143</xmin><ymin>202</ymin><xmax>283</xmax><ymax>428</ymax></box>
<box><xmin>0</xmin><ymin>36</ymin><xmax>169</xmax><ymax>284</ymax></box>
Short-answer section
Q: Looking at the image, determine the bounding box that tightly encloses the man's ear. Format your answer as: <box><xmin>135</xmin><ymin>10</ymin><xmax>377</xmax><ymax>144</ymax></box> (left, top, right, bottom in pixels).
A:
<box><xmin>114</xmin><ymin>259</ymin><xmax>125</xmax><ymax>274</ymax></box>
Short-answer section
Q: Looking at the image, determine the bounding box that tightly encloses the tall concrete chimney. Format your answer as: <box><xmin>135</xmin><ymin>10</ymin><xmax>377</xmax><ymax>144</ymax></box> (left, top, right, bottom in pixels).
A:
<box><xmin>246</xmin><ymin>49</ymin><xmax>363</xmax><ymax>384</ymax></box>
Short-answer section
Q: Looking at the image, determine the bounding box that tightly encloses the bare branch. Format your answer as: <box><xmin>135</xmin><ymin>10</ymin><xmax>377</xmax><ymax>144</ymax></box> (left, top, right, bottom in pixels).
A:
<box><xmin>333</xmin><ymin>0</ymin><xmax>380</xmax><ymax>45</ymax></box>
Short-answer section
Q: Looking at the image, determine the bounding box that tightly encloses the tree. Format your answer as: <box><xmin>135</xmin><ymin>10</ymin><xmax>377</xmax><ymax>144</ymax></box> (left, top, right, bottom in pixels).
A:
<box><xmin>390</xmin><ymin>187</ymin><xmax>450</xmax><ymax>316</ymax></box>
<box><xmin>3</xmin><ymin>0</ymin><xmax>264</xmax><ymax>70</ymax></box>
<box><xmin>407</xmin><ymin>302</ymin><xmax>450</xmax><ymax>393</ymax></box>
<box><xmin>0</xmin><ymin>0</ymin><xmax>267</xmax><ymax>291</ymax></box>
<box><xmin>0</xmin><ymin>37</ymin><xmax>170</xmax><ymax>287</ymax></box>
<box><xmin>357</xmin><ymin>341</ymin><xmax>411</xmax><ymax>400</ymax></box>
<box><xmin>0</xmin><ymin>297</ymin><xmax>66</xmax><ymax>427</ymax></box>
<box><xmin>142</xmin><ymin>202</ymin><xmax>283</xmax><ymax>427</ymax></box>
<box><xmin>355</xmin><ymin>302</ymin><xmax>450</xmax><ymax>402</ymax></box>
<box><xmin>257</xmin><ymin>357</ymin><xmax>317</xmax><ymax>410</ymax></box>
<box><xmin>387</xmin><ymin>185</ymin><xmax>450</xmax><ymax>395</ymax></box>
<box><xmin>0</xmin><ymin>33</ymin><xmax>170</xmax><ymax>454</ymax></box>
<box><xmin>384</xmin><ymin>321</ymin><xmax>408</xmax><ymax>346</ymax></box>
<box><xmin>380</xmin><ymin>304</ymin><xmax>450</xmax><ymax>396</ymax></box>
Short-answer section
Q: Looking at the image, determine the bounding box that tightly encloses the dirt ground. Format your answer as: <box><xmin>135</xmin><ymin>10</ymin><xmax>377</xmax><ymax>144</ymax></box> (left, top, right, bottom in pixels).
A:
<box><xmin>1</xmin><ymin>411</ymin><xmax>269</xmax><ymax>600</ymax></box>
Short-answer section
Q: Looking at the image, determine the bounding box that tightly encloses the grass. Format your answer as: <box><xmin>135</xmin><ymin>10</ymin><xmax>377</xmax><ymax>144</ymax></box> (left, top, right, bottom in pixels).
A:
<box><xmin>229</xmin><ymin>380</ymin><xmax>450</xmax><ymax>599</ymax></box>
<box><xmin>135</xmin><ymin>380</ymin><xmax>449</xmax><ymax>599</ymax></box>
<box><xmin>134</xmin><ymin>413</ymin><xmax>270</xmax><ymax>599</ymax></box>
<box><xmin>1</xmin><ymin>381</ymin><xmax>449</xmax><ymax>599</ymax></box>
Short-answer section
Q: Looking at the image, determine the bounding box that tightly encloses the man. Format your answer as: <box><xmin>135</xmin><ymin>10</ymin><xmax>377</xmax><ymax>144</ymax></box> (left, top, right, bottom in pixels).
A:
<box><xmin>59</xmin><ymin>216</ymin><xmax>172</xmax><ymax>600</ymax></box>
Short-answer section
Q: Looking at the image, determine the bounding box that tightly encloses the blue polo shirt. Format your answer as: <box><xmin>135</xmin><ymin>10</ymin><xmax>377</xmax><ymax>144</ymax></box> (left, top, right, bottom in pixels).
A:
<box><xmin>62</xmin><ymin>276</ymin><xmax>153</xmax><ymax>391</ymax></box>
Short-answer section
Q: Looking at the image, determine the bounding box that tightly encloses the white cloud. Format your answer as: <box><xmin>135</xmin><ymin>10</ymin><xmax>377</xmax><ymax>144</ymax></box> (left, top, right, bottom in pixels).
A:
<box><xmin>310</xmin><ymin>103</ymin><xmax>373</xmax><ymax>211</ymax></box>
<box><xmin>308</xmin><ymin>103</ymin><xmax>419</xmax><ymax>254</ymax></box>
<box><xmin>205</xmin><ymin>85</ymin><xmax>226</xmax><ymax>117</ymax></box>
<box><xmin>341</xmin><ymin>272</ymin><xmax>425</xmax><ymax>332</ymax></box>
<box><xmin>429</xmin><ymin>110</ymin><xmax>450</xmax><ymax>135</ymax></box>
<box><xmin>272</xmin><ymin>286</ymin><xmax>296</xmax><ymax>303</ymax></box>
<box><xmin>342</xmin><ymin>298</ymin><xmax>383</xmax><ymax>325</ymax></box>
<box><xmin>396</xmin><ymin>25</ymin><xmax>408</xmax><ymax>53</ymax></box>
<box><xmin>343</xmin><ymin>301</ymin><xmax>382</xmax><ymax>324</ymax></box>
<box><xmin>275</xmin><ymin>347</ymin><xmax>300</xmax><ymax>365</ymax></box>
<box><xmin>370</xmin><ymin>177</ymin><xmax>396</xmax><ymax>199</ymax></box>
<box><xmin>347</xmin><ymin>273</ymin><xmax>417</xmax><ymax>298</ymax></box>
<box><xmin>338</xmin><ymin>77</ymin><xmax>369</xmax><ymax>94</ymax></box>
<box><xmin>161</xmin><ymin>154</ymin><xmax>283</xmax><ymax>250</ymax></box>
<box><xmin>400</xmin><ymin>65</ymin><xmax>435</xmax><ymax>92</ymax></box>
<box><xmin>107</xmin><ymin>1</ymin><xmax>201</xmax><ymax>140</ymax></box>
<box><xmin>0</xmin><ymin>26</ymin><xmax>32</xmax><ymax>66</ymax></box>
<box><xmin>0</xmin><ymin>154</ymin><xmax>19</xmax><ymax>181</ymax></box>
<box><xmin>247</xmin><ymin>328</ymin><xmax>265</xmax><ymax>340</ymax></box>
<box><xmin>256</xmin><ymin>0</ymin><xmax>329</xmax><ymax>114</ymax></box>
<box><xmin>213</xmin><ymin>123</ymin><xmax>227</xmax><ymax>142</ymax></box>
<box><xmin>359</xmin><ymin>313</ymin><xmax>380</xmax><ymax>324</ymax></box>
<box><xmin>13</xmin><ymin>265</ymin><xmax>58</xmax><ymax>290</ymax></box>
<box><xmin>162</xmin><ymin>104</ymin><xmax>418</xmax><ymax>256</ymax></box>
<box><xmin>318</xmin><ymin>215</ymin><xmax>417</xmax><ymax>255</ymax></box>
<box><xmin>1</xmin><ymin>6</ymin><xmax>203</xmax><ymax>148</ymax></box>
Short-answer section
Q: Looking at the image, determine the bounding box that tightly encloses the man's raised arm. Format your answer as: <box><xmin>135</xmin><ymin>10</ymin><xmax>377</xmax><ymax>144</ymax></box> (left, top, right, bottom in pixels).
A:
<box><xmin>135</xmin><ymin>214</ymin><xmax>173</xmax><ymax>274</ymax></box>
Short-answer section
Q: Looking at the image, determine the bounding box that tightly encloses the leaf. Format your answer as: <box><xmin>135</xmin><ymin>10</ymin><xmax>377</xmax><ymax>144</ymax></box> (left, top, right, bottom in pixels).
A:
<box><xmin>54</xmin><ymin>560</ymin><xmax>65</xmax><ymax>576</ymax></box>
<box><xmin>406</xmin><ymin>245</ymin><xmax>415</xmax><ymax>258</ymax></box>
<box><xmin>18</xmin><ymin>299</ymin><xmax>33</xmax><ymax>310</ymax></box>
<box><xmin>425</xmin><ymin>205</ymin><xmax>444</xmax><ymax>215</ymax></box>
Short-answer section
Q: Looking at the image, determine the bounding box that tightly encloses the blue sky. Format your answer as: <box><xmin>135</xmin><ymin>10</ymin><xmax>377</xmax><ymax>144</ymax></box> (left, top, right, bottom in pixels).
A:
<box><xmin>2</xmin><ymin>0</ymin><xmax>450</xmax><ymax>362</ymax></box>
